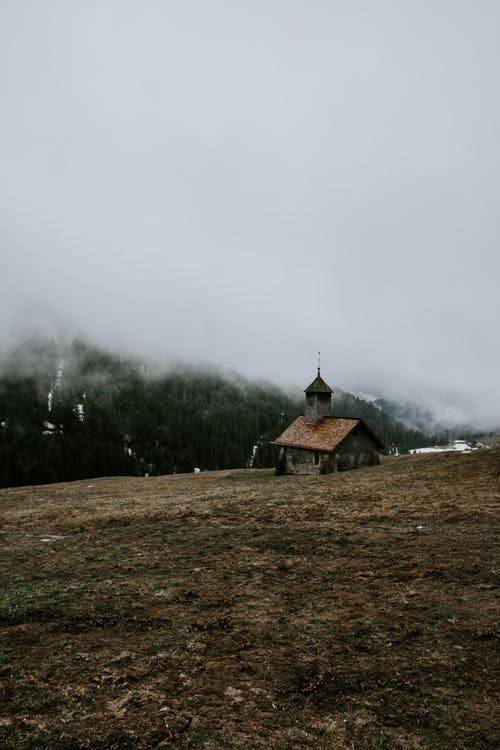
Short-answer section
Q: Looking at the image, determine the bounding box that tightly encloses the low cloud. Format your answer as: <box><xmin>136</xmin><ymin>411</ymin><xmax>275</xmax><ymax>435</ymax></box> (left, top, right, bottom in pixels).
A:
<box><xmin>1</xmin><ymin>2</ymin><xmax>499</xmax><ymax>430</ymax></box>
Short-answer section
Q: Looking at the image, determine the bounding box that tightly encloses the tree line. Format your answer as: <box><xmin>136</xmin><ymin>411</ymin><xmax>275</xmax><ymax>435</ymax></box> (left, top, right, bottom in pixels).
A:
<box><xmin>0</xmin><ymin>338</ymin><xmax>437</xmax><ymax>487</ymax></box>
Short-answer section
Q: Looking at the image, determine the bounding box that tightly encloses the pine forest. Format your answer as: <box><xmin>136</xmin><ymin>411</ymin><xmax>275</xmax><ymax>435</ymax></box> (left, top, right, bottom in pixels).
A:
<box><xmin>0</xmin><ymin>339</ymin><xmax>436</xmax><ymax>488</ymax></box>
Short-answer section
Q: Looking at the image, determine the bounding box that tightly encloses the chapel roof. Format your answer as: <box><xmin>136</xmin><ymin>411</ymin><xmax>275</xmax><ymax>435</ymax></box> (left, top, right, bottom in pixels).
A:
<box><xmin>271</xmin><ymin>416</ymin><xmax>384</xmax><ymax>453</ymax></box>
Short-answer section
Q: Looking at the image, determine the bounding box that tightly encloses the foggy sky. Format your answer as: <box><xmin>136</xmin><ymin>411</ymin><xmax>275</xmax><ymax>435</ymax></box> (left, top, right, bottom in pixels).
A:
<box><xmin>1</xmin><ymin>1</ymin><xmax>499</xmax><ymax>428</ymax></box>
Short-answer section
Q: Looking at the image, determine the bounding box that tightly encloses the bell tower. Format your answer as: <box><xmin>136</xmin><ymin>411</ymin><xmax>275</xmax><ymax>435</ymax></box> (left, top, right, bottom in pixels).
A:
<box><xmin>304</xmin><ymin>366</ymin><xmax>333</xmax><ymax>423</ymax></box>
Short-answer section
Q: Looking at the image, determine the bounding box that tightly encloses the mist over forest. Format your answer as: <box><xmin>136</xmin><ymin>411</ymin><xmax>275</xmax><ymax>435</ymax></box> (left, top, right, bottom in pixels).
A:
<box><xmin>0</xmin><ymin>337</ymin><xmax>449</xmax><ymax>489</ymax></box>
<box><xmin>2</xmin><ymin>2</ymin><xmax>499</xmax><ymax>435</ymax></box>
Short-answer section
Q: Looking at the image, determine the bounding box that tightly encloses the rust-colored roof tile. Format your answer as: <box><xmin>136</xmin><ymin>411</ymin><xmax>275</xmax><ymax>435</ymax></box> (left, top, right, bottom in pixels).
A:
<box><xmin>272</xmin><ymin>416</ymin><xmax>362</xmax><ymax>452</ymax></box>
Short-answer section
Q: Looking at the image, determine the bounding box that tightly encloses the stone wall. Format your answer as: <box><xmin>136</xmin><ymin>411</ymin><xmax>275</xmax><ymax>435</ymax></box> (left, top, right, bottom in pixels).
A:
<box><xmin>282</xmin><ymin>447</ymin><xmax>325</xmax><ymax>475</ymax></box>
<box><xmin>334</xmin><ymin>430</ymin><xmax>380</xmax><ymax>471</ymax></box>
<box><xmin>304</xmin><ymin>392</ymin><xmax>332</xmax><ymax>422</ymax></box>
<box><xmin>277</xmin><ymin>426</ymin><xmax>380</xmax><ymax>475</ymax></box>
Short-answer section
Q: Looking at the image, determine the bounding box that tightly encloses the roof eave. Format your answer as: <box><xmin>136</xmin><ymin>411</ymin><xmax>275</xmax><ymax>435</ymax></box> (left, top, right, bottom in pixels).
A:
<box><xmin>271</xmin><ymin>440</ymin><xmax>336</xmax><ymax>453</ymax></box>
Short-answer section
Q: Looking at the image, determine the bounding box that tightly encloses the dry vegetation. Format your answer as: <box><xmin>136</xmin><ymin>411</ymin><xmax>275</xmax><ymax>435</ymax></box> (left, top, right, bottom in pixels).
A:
<box><xmin>1</xmin><ymin>449</ymin><xmax>499</xmax><ymax>749</ymax></box>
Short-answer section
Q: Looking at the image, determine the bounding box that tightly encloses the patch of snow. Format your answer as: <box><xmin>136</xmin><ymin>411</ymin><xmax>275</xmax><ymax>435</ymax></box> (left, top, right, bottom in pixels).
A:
<box><xmin>411</xmin><ymin>439</ymin><xmax>480</xmax><ymax>455</ymax></box>
<box><xmin>48</xmin><ymin>361</ymin><xmax>64</xmax><ymax>412</ymax></box>
<box><xmin>248</xmin><ymin>444</ymin><xmax>258</xmax><ymax>468</ymax></box>
<box><xmin>42</xmin><ymin>419</ymin><xmax>56</xmax><ymax>436</ymax></box>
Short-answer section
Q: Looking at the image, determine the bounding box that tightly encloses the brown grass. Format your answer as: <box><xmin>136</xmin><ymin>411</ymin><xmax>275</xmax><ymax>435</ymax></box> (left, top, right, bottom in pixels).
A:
<box><xmin>0</xmin><ymin>449</ymin><xmax>499</xmax><ymax>749</ymax></box>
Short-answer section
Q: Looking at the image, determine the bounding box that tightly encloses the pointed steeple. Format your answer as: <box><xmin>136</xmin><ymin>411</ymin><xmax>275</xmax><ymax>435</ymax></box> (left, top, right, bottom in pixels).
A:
<box><xmin>304</xmin><ymin>367</ymin><xmax>333</xmax><ymax>395</ymax></box>
<box><xmin>304</xmin><ymin>368</ymin><xmax>333</xmax><ymax>422</ymax></box>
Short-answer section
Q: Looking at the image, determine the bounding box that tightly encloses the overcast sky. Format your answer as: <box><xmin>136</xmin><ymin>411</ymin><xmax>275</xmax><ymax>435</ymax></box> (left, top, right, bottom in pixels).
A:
<box><xmin>1</xmin><ymin>1</ymin><xmax>499</xmax><ymax>428</ymax></box>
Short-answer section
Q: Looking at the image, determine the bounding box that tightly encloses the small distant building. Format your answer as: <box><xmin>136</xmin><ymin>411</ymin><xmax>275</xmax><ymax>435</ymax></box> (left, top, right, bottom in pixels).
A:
<box><xmin>272</xmin><ymin>369</ymin><xmax>384</xmax><ymax>475</ymax></box>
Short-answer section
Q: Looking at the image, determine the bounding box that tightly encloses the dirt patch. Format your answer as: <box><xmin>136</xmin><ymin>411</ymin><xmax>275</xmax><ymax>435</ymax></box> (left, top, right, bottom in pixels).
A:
<box><xmin>1</xmin><ymin>450</ymin><xmax>499</xmax><ymax>748</ymax></box>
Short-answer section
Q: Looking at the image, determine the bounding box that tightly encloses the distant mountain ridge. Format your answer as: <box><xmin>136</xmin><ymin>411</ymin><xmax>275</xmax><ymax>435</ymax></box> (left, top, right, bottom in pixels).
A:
<box><xmin>372</xmin><ymin>397</ymin><xmax>498</xmax><ymax>442</ymax></box>
<box><xmin>0</xmin><ymin>337</ymin><xmax>437</xmax><ymax>487</ymax></box>
<box><xmin>374</xmin><ymin>397</ymin><xmax>438</xmax><ymax>434</ymax></box>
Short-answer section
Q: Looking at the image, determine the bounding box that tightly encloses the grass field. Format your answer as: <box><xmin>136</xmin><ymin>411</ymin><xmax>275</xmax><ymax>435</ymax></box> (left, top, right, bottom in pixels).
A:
<box><xmin>1</xmin><ymin>449</ymin><xmax>499</xmax><ymax>749</ymax></box>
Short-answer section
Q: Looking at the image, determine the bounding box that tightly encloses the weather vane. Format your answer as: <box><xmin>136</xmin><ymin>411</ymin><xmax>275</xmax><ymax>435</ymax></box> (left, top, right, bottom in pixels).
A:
<box><xmin>317</xmin><ymin>351</ymin><xmax>321</xmax><ymax>373</ymax></box>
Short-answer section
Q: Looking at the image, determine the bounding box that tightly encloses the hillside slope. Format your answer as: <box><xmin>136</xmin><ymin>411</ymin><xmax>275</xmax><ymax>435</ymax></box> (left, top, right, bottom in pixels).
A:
<box><xmin>0</xmin><ymin>338</ymin><xmax>436</xmax><ymax>487</ymax></box>
<box><xmin>1</xmin><ymin>449</ymin><xmax>499</xmax><ymax>749</ymax></box>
